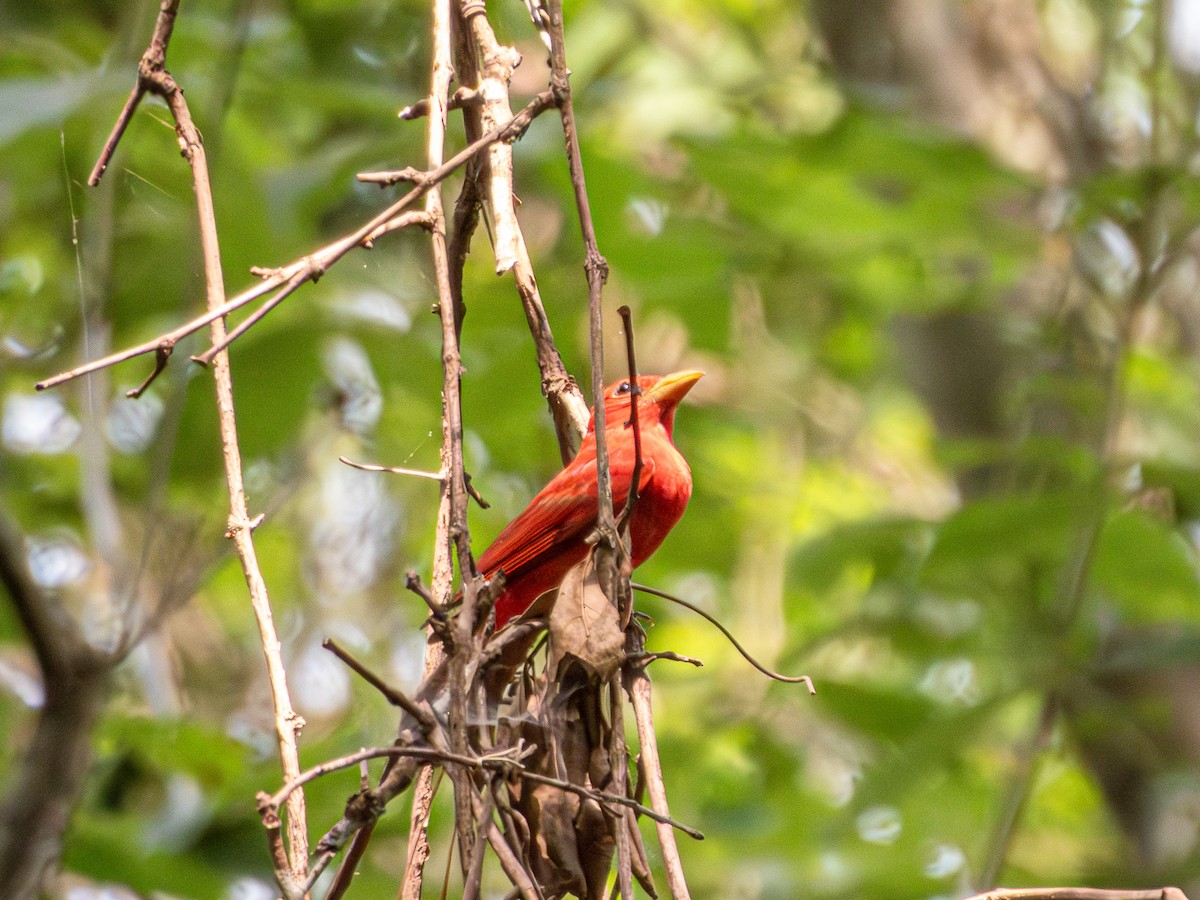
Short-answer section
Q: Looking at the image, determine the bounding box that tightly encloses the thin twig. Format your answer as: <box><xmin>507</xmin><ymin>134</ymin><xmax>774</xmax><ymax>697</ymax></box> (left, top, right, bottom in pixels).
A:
<box><xmin>616</xmin><ymin>305</ymin><xmax>643</xmax><ymax>535</ymax></box>
<box><xmin>322</xmin><ymin>638</ymin><xmax>437</xmax><ymax>732</ymax></box>
<box><xmin>632</xmin><ymin>583</ymin><xmax>815</xmax><ymax>691</ymax></box>
<box><xmin>338</xmin><ymin>455</ymin><xmax>444</xmax><ymax>481</ymax></box>
<box><xmin>262</xmin><ymin>745</ymin><xmax>522</xmax><ymax>812</ymax></box>
<box><xmin>513</xmin><ymin>763</ymin><xmax>703</xmax><ymax>839</ymax></box>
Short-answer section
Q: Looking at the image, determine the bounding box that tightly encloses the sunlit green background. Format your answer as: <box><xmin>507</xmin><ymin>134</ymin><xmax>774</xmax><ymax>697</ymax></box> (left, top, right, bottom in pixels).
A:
<box><xmin>5</xmin><ymin>0</ymin><xmax>1200</xmax><ymax>897</ymax></box>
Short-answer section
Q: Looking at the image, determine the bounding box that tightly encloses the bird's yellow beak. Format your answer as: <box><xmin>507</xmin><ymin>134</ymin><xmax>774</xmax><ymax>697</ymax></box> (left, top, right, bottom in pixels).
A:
<box><xmin>644</xmin><ymin>370</ymin><xmax>703</xmax><ymax>406</ymax></box>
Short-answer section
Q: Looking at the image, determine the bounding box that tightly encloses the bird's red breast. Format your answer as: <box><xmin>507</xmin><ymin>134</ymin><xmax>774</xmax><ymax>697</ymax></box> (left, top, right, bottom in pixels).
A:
<box><xmin>478</xmin><ymin>370</ymin><xmax>702</xmax><ymax>628</ymax></box>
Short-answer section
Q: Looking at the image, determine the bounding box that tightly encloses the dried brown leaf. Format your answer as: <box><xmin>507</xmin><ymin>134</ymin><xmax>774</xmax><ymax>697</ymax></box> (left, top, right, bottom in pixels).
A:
<box><xmin>549</xmin><ymin>556</ymin><xmax>625</xmax><ymax>680</ymax></box>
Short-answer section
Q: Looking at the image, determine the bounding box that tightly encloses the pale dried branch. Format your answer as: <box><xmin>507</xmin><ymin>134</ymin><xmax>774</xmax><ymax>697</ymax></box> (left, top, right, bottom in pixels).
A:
<box><xmin>399</xmin><ymin>85</ymin><xmax>481</xmax><ymax>121</ymax></box>
<box><xmin>626</xmin><ymin>628</ymin><xmax>692</xmax><ymax>900</ymax></box>
<box><xmin>459</xmin><ymin>2</ymin><xmax>522</xmax><ymax>274</ymax></box>
<box><xmin>453</xmin><ymin>0</ymin><xmax>590</xmax><ymax>462</ymax></box>
<box><xmin>82</xmin><ymin>2</ymin><xmax>312</xmax><ymax>889</ymax></box>
<box><xmin>338</xmin><ymin>455</ymin><xmax>443</xmax><ymax>481</ymax></box>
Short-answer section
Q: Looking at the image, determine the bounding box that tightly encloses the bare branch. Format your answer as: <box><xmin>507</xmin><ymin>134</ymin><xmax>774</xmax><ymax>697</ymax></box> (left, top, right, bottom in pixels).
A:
<box><xmin>543</xmin><ymin>0</ymin><xmax>614</xmax><ymax>538</ymax></box>
<box><xmin>322</xmin><ymin>639</ymin><xmax>437</xmax><ymax>733</ymax></box>
<box><xmin>86</xmin><ymin>4</ymin><xmax>313</xmax><ymax>885</ymax></box>
<box><xmin>88</xmin><ymin>0</ymin><xmax>180</xmax><ymax>186</ymax></box>
<box><xmin>626</xmin><ymin>627</ymin><xmax>692</xmax><ymax>899</ymax></box>
<box><xmin>38</xmin><ymin>91</ymin><xmax>557</xmax><ymax>394</ymax></box>
<box><xmin>616</xmin><ymin>305</ymin><xmax>643</xmax><ymax>536</ymax></box>
<box><xmin>454</xmin><ymin>0</ymin><xmax>589</xmax><ymax>461</ymax></box>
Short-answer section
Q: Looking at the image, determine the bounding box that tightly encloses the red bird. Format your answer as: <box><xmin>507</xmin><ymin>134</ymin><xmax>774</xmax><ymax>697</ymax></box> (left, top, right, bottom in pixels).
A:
<box><xmin>479</xmin><ymin>370</ymin><xmax>703</xmax><ymax>629</ymax></box>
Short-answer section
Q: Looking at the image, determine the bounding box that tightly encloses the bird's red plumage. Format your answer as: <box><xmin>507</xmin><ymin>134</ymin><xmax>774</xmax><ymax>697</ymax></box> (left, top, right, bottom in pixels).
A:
<box><xmin>478</xmin><ymin>371</ymin><xmax>700</xmax><ymax>628</ymax></box>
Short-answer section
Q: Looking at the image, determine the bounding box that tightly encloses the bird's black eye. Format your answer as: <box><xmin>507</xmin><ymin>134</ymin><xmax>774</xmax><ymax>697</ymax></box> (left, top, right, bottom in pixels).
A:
<box><xmin>615</xmin><ymin>381</ymin><xmax>632</xmax><ymax>395</ymax></box>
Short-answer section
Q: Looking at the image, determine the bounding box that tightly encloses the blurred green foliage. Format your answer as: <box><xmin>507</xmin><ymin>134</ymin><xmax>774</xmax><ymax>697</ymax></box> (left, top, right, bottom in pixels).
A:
<box><xmin>4</xmin><ymin>0</ymin><xmax>1200</xmax><ymax>898</ymax></box>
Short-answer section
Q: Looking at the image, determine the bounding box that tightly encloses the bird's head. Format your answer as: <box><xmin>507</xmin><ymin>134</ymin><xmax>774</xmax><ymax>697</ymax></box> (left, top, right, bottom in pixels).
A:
<box><xmin>589</xmin><ymin>370</ymin><xmax>703</xmax><ymax>436</ymax></box>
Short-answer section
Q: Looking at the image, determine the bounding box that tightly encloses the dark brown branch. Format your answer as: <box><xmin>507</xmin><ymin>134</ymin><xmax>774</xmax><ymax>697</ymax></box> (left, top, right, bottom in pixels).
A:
<box><xmin>610</xmin><ymin>676</ymin><xmax>634</xmax><ymax>899</ymax></box>
<box><xmin>322</xmin><ymin>639</ymin><xmax>437</xmax><ymax>732</ymax></box>
<box><xmin>262</xmin><ymin>745</ymin><xmax>524</xmax><ymax>813</ymax></box>
<box><xmin>127</xmin><ymin>341</ymin><xmax>173</xmax><ymax>398</ymax></box>
<box><xmin>616</xmin><ymin>305</ymin><xmax>643</xmax><ymax>535</ymax></box>
<box><xmin>0</xmin><ymin>516</ymin><xmax>111</xmax><ymax>899</ymax></box>
<box><xmin>544</xmin><ymin>0</ymin><xmax>614</xmax><ymax>535</ymax></box>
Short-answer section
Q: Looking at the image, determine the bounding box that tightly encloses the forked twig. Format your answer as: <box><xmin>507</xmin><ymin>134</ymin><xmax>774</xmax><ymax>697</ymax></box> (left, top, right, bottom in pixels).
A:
<box><xmin>85</xmin><ymin>3</ymin><xmax>311</xmax><ymax>892</ymax></box>
<box><xmin>38</xmin><ymin>91</ymin><xmax>557</xmax><ymax>395</ymax></box>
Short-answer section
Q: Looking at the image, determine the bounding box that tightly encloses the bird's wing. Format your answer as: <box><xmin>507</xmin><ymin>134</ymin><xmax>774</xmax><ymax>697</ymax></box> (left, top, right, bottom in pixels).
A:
<box><xmin>478</xmin><ymin>440</ymin><xmax>661</xmax><ymax>580</ymax></box>
<box><xmin>477</xmin><ymin>454</ymin><xmax>601</xmax><ymax>581</ymax></box>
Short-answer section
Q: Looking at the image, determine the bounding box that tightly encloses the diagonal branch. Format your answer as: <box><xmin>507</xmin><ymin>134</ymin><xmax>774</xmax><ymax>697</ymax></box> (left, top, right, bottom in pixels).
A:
<box><xmin>38</xmin><ymin>91</ymin><xmax>557</xmax><ymax>395</ymax></box>
<box><xmin>544</xmin><ymin>0</ymin><xmax>614</xmax><ymax>534</ymax></box>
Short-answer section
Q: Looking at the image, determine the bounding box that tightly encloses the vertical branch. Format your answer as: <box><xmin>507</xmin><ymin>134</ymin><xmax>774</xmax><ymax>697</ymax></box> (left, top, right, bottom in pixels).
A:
<box><xmin>83</xmin><ymin>7</ymin><xmax>321</xmax><ymax>887</ymax></box>
<box><xmin>544</xmin><ymin>0</ymin><xmax>614</xmax><ymax>528</ymax></box>
<box><xmin>167</xmin><ymin>68</ymin><xmax>313</xmax><ymax>894</ymax></box>
<box><xmin>609</xmin><ymin>677</ymin><xmax>634</xmax><ymax>899</ymax></box>
<box><xmin>405</xmin><ymin>0</ymin><xmax>460</xmax><ymax>891</ymax></box>
<box><xmin>87</xmin><ymin>2</ymin><xmax>310</xmax><ymax>885</ymax></box>
<box><xmin>455</xmin><ymin>0</ymin><xmax>589</xmax><ymax>461</ymax></box>
<box><xmin>0</xmin><ymin>518</ymin><xmax>110</xmax><ymax>899</ymax></box>
<box><xmin>627</xmin><ymin>655</ymin><xmax>692</xmax><ymax>900</ymax></box>
<box><xmin>616</xmin><ymin>305</ymin><xmax>643</xmax><ymax>531</ymax></box>
<box><xmin>428</xmin><ymin>0</ymin><xmax>482</xmax><ymax>878</ymax></box>
<box><xmin>74</xmin><ymin>0</ymin><xmax>321</xmax><ymax>880</ymax></box>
